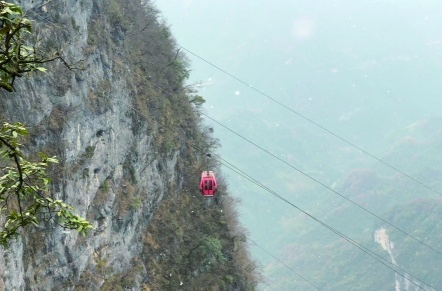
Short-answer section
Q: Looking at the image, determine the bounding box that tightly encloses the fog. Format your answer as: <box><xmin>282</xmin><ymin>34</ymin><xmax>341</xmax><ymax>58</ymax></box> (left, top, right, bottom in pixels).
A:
<box><xmin>154</xmin><ymin>1</ymin><xmax>442</xmax><ymax>289</ymax></box>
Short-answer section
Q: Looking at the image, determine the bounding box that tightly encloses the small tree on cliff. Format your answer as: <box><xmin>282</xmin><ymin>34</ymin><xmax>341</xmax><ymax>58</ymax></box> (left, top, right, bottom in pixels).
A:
<box><xmin>0</xmin><ymin>1</ymin><xmax>92</xmax><ymax>245</ymax></box>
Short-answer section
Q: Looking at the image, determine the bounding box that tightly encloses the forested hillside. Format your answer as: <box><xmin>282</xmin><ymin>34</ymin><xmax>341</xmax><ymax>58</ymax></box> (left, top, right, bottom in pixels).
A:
<box><xmin>259</xmin><ymin>117</ymin><xmax>442</xmax><ymax>290</ymax></box>
<box><xmin>0</xmin><ymin>0</ymin><xmax>257</xmax><ymax>290</ymax></box>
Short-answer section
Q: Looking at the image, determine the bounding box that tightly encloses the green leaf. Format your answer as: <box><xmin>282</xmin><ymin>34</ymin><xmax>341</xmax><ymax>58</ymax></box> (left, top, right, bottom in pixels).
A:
<box><xmin>43</xmin><ymin>178</ymin><xmax>50</xmax><ymax>185</ymax></box>
<box><xmin>21</xmin><ymin>45</ymin><xmax>33</xmax><ymax>51</ymax></box>
<box><xmin>0</xmin><ymin>26</ymin><xmax>10</xmax><ymax>35</ymax></box>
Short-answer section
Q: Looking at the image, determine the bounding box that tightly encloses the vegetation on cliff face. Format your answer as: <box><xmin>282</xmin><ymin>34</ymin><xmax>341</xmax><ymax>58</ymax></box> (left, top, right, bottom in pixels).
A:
<box><xmin>0</xmin><ymin>1</ymin><xmax>92</xmax><ymax>246</ymax></box>
<box><xmin>142</xmin><ymin>166</ymin><xmax>258</xmax><ymax>290</ymax></box>
<box><xmin>94</xmin><ymin>1</ymin><xmax>259</xmax><ymax>289</ymax></box>
<box><xmin>0</xmin><ymin>0</ymin><xmax>258</xmax><ymax>289</ymax></box>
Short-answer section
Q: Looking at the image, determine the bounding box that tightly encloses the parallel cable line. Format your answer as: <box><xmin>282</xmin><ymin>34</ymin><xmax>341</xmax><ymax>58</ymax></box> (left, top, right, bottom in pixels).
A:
<box><xmin>179</xmin><ymin>45</ymin><xmax>442</xmax><ymax>198</ymax></box>
<box><xmin>138</xmin><ymin>48</ymin><xmax>442</xmax><ymax>257</ymax></box>
<box><xmin>108</xmin><ymin>56</ymin><xmax>435</xmax><ymax>291</ymax></box>
<box><xmin>216</xmin><ymin>157</ymin><xmax>434</xmax><ymax>291</ymax></box>
<box><xmin>200</xmin><ymin>113</ymin><xmax>442</xmax><ymax>258</ymax></box>
<box><xmin>144</xmin><ymin>76</ymin><xmax>442</xmax><ymax>259</ymax></box>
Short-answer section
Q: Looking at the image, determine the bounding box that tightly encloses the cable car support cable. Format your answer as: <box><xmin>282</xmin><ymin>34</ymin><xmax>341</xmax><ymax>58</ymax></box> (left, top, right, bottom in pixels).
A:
<box><xmin>216</xmin><ymin>156</ymin><xmax>434</xmax><ymax>291</ymax></box>
<box><xmin>107</xmin><ymin>56</ymin><xmax>436</xmax><ymax>290</ymax></box>
<box><xmin>139</xmin><ymin>50</ymin><xmax>442</xmax><ymax>259</ymax></box>
<box><xmin>200</xmin><ymin>112</ymin><xmax>442</xmax><ymax>258</ymax></box>
<box><xmin>178</xmin><ymin>45</ymin><xmax>442</xmax><ymax>199</ymax></box>
<box><xmin>142</xmin><ymin>71</ymin><xmax>442</xmax><ymax>260</ymax></box>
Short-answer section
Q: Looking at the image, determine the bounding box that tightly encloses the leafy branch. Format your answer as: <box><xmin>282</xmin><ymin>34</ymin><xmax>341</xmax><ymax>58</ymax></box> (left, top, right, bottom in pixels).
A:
<box><xmin>0</xmin><ymin>1</ymin><xmax>81</xmax><ymax>91</ymax></box>
<box><xmin>0</xmin><ymin>122</ymin><xmax>93</xmax><ymax>245</ymax></box>
<box><xmin>0</xmin><ymin>2</ymin><xmax>92</xmax><ymax>246</ymax></box>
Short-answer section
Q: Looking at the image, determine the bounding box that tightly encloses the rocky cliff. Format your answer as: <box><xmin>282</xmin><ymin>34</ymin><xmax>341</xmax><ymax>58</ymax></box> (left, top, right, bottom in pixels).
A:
<box><xmin>0</xmin><ymin>1</ymin><xmax>256</xmax><ymax>290</ymax></box>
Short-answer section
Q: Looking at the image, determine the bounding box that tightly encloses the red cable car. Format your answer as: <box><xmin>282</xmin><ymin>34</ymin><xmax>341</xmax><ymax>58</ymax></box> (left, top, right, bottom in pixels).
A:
<box><xmin>199</xmin><ymin>170</ymin><xmax>218</xmax><ymax>197</ymax></box>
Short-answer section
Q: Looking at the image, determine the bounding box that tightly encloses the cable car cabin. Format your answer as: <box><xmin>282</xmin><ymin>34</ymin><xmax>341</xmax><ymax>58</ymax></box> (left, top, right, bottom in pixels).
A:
<box><xmin>199</xmin><ymin>171</ymin><xmax>218</xmax><ymax>197</ymax></box>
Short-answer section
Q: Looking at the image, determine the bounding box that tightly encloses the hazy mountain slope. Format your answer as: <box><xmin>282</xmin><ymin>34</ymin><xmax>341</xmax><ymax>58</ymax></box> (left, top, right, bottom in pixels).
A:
<box><xmin>265</xmin><ymin>118</ymin><xmax>442</xmax><ymax>290</ymax></box>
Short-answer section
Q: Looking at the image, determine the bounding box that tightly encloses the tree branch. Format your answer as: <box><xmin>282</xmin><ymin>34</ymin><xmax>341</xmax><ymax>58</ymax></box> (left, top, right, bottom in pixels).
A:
<box><xmin>0</xmin><ymin>135</ymin><xmax>25</xmax><ymax>222</ymax></box>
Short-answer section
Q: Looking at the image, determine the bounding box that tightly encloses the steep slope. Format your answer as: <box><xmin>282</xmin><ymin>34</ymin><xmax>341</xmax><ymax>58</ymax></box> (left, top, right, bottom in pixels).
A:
<box><xmin>0</xmin><ymin>0</ymin><xmax>257</xmax><ymax>290</ymax></box>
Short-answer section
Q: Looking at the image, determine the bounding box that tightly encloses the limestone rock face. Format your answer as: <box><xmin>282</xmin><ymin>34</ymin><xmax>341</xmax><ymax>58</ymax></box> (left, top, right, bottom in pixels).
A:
<box><xmin>0</xmin><ymin>1</ymin><xmax>182</xmax><ymax>289</ymax></box>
